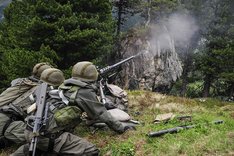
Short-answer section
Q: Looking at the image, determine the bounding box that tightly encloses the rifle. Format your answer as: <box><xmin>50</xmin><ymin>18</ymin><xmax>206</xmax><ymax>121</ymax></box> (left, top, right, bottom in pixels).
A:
<box><xmin>148</xmin><ymin>120</ymin><xmax>224</xmax><ymax>137</ymax></box>
<box><xmin>28</xmin><ymin>82</ymin><xmax>49</xmax><ymax>156</ymax></box>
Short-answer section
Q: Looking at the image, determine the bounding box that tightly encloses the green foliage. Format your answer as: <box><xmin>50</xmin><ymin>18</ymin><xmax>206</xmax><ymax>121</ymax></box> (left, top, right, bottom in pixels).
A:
<box><xmin>102</xmin><ymin>93</ymin><xmax>234</xmax><ymax>156</ymax></box>
<box><xmin>171</xmin><ymin>81</ymin><xmax>202</xmax><ymax>98</ymax></box>
<box><xmin>0</xmin><ymin>45</ymin><xmax>56</xmax><ymax>84</ymax></box>
<box><xmin>110</xmin><ymin>141</ymin><xmax>135</xmax><ymax>156</ymax></box>
<box><xmin>151</xmin><ymin>0</ymin><xmax>178</xmax><ymax>18</ymax></box>
<box><xmin>174</xmin><ymin>0</ymin><xmax>234</xmax><ymax>97</ymax></box>
<box><xmin>112</xmin><ymin>0</ymin><xmax>143</xmax><ymax>31</ymax></box>
<box><xmin>185</xmin><ymin>81</ymin><xmax>203</xmax><ymax>97</ymax></box>
<box><xmin>62</xmin><ymin>66</ymin><xmax>72</xmax><ymax>80</ymax></box>
<box><xmin>1</xmin><ymin>92</ymin><xmax>234</xmax><ymax>156</ymax></box>
<box><xmin>0</xmin><ymin>0</ymin><xmax>114</xmax><ymax>87</ymax></box>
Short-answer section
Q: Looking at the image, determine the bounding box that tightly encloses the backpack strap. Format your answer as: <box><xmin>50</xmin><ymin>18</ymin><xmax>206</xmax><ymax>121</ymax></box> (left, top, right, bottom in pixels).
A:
<box><xmin>58</xmin><ymin>90</ymin><xmax>69</xmax><ymax>105</ymax></box>
<box><xmin>59</xmin><ymin>84</ymin><xmax>80</xmax><ymax>104</ymax></box>
<box><xmin>60</xmin><ymin>81</ymin><xmax>88</xmax><ymax>104</ymax></box>
<box><xmin>69</xmin><ymin>86</ymin><xmax>79</xmax><ymax>104</ymax></box>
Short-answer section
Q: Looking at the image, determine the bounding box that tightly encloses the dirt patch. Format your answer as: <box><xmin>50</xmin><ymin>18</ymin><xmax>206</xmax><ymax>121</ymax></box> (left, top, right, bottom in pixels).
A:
<box><xmin>221</xmin><ymin>105</ymin><xmax>234</xmax><ymax>111</ymax></box>
<box><xmin>230</xmin><ymin>111</ymin><xmax>234</xmax><ymax>119</ymax></box>
<box><xmin>128</xmin><ymin>92</ymin><xmax>166</xmax><ymax>108</ymax></box>
<box><xmin>103</xmin><ymin>150</ymin><xmax>112</xmax><ymax>156</ymax></box>
<box><xmin>227</xmin><ymin>132</ymin><xmax>234</xmax><ymax>139</ymax></box>
<box><xmin>97</xmin><ymin>139</ymin><xmax>109</xmax><ymax>148</ymax></box>
<box><xmin>152</xmin><ymin>93</ymin><xmax>166</xmax><ymax>101</ymax></box>
<box><xmin>135</xmin><ymin>139</ymin><xmax>147</xmax><ymax>156</ymax></box>
<box><xmin>155</xmin><ymin>103</ymin><xmax>189</xmax><ymax>113</ymax></box>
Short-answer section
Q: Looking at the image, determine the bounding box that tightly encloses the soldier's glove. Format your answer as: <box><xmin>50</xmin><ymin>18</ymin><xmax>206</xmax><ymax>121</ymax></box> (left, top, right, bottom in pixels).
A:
<box><xmin>123</xmin><ymin>125</ymin><xmax>136</xmax><ymax>132</ymax></box>
<box><xmin>104</xmin><ymin>102</ymin><xmax>116</xmax><ymax>110</ymax></box>
<box><xmin>0</xmin><ymin>137</ymin><xmax>12</xmax><ymax>149</ymax></box>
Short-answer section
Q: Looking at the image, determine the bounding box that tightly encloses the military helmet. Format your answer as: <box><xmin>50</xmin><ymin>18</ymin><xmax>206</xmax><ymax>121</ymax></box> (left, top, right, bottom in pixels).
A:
<box><xmin>72</xmin><ymin>61</ymin><xmax>98</xmax><ymax>82</ymax></box>
<box><xmin>40</xmin><ymin>68</ymin><xmax>65</xmax><ymax>86</ymax></box>
<box><xmin>32</xmin><ymin>62</ymin><xmax>53</xmax><ymax>79</ymax></box>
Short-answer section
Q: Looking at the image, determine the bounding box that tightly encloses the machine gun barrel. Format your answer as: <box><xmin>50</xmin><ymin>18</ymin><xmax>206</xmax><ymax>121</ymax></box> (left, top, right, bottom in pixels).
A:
<box><xmin>148</xmin><ymin>120</ymin><xmax>224</xmax><ymax>137</ymax></box>
<box><xmin>99</xmin><ymin>55</ymin><xmax>136</xmax><ymax>76</ymax></box>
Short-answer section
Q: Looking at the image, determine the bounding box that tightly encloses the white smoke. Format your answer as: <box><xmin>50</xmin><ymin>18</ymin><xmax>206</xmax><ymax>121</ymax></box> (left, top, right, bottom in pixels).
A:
<box><xmin>150</xmin><ymin>13</ymin><xmax>199</xmax><ymax>51</ymax></box>
<box><xmin>166</xmin><ymin>13</ymin><xmax>198</xmax><ymax>47</ymax></box>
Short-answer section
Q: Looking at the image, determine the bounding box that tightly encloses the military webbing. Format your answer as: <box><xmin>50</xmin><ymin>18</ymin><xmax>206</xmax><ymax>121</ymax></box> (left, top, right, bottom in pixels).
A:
<box><xmin>1</xmin><ymin>119</ymin><xmax>11</xmax><ymax>136</ymax></box>
<box><xmin>59</xmin><ymin>90</ymin><xmax>69</xmax><ymax>105</ymax></box>
<box><xmin>69</xmin><ymin>86</ymin><xmax>79</xmax><ymax>104</ymax></box>
<box><xmin>48</xmin><ymin>89</ymin><xmax>69</xmax><ymax>105</ymax></box>
<box><xmin>0</xmin><ymin>112</ymin><xmax>21</xmax><ymax>137</ymax></box>
<box><xmin>11</xmin><ymin>86</ymin><xmax>37</xmax><ymax>106</ymax></box>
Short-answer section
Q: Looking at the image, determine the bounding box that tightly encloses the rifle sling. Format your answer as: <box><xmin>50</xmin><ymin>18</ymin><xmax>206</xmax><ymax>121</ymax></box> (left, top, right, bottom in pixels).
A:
<box><xmin>48</xmin><ymin>138</ymin><xmax>54</xmax><ymax>152</ymax></box>
<box><xmin>0</xmin><ymin>111</ymin><xmax>21</xmax><ymax>136</ymax></box>
<box><xmin>1</xmin><ymin>119</ymin><xmax>11</xmax><ymax>136</ymax></box>
<box><xmin>45</xmin><ymin>131</ymin><xmax>63</xmax><ymax>152</ymax></box>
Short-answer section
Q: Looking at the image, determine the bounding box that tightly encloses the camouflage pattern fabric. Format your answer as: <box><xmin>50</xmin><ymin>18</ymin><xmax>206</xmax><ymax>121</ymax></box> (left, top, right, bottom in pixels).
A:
<box><xmin>11</xmin><ymin>88</ymin><xmax>99</xmax><ymax>156</ymax></box>
<box><xmin>0</xmin><ymin>78</ymin><xmax>37</xmax><ymax>108</ymax></box>
<box><xmin>0</xmin><ymin>78</ymin><xmax>38</xmax><ymax>147</ymax></box>
<box><xmin>54</xmin><ymin>106</ymin><xmax>82</xmax><ymax>127</ymax></box>
<box><xmin>0</xmin><ymin>113</ymin><xmax>26</xmax><ymax>145</ymax></box>
<box><xmin>11</xmin><ymin>132</ymin><xmax>99</xmax><ymax>156</ymax></box>
<box><xmin>61</xmin><ymin>78</ymin><xmax>125</xmax><ymax>133</ymax></box>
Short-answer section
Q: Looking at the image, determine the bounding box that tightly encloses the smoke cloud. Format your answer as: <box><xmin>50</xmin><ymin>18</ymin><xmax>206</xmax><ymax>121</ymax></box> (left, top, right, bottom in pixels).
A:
<box><xmin>167</xmin><ymin>13</ymin><xmax>198</xmax><ymax>47</ymax></box>
<box><xmin>150</xmin><ymin>13</ymin><xmax>199</xmax><ymax>51</ymax></box>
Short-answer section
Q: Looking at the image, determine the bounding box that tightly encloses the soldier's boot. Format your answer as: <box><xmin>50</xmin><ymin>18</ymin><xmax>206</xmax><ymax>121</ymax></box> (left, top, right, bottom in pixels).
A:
<box><xmin>85</xmin><ymin>149</ymin><xmax>99</xmax><ymax>156</ymax></box>
<box><xmin>82</xmin><ymin>145</ymin><xmax>100</xmax><ymax>156</ymax></box>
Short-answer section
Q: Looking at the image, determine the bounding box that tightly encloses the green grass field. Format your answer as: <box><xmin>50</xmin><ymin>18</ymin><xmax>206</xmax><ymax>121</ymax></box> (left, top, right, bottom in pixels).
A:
<box><xmin>1</xmin><ymin>90</ymin><xmax>234</xmax><ymax>156</ymax></box>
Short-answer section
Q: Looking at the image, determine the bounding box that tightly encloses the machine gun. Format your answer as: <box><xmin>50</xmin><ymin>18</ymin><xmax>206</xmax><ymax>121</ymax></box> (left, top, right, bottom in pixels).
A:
<box><xmin>98</xmin><ymin>55</ymin><xmax>137</xmax><ymax>105</ymax></box>
<box><xmin>28</xmin><ymin>83</ymin><xmax>49</xmax><ymax>156</ymax></box>
<box><xmin>148</xmin><ymin>120</ymin><xmax>224</xmax><ymax>137</ymax></box>
<box><xmin>99</xmin><ymin>55</ymin><xmax>136</xmax><ymax>78</ymax></box>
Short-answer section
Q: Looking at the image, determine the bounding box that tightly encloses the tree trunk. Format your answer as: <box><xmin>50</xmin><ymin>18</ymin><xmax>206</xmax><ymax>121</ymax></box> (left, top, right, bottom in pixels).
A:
<box><xmin>180</xmin><ymin>69</ymin><xmax>188</xmax><ymax>97</ymax></box>
<box><xmin>115</xmin><ymin>0</ymin><xmax>124</xmax><ymax>60</ymax></box>
<box><xmin>203</xmin><ymin>74</ymin><xmax>212</xmax><ymax>97</ymax></box>
<box><xmin>145</xmin><ymin>0</ymin><xmax>151</xmax><ymax>27</ymax></box>
<box><xmin>229</xmin><ymin>82</ymin><xmax>234</xmax><ymax>97</ymax></box>
<box><xmin>180</xmin><ymin>46</ymin><xmax>194</xmax><ymax>97</ymax></box>
<box><xmin>116</xmin><ymin>0</ymin><xmax>123</xmax><ymax>36</ymax></box>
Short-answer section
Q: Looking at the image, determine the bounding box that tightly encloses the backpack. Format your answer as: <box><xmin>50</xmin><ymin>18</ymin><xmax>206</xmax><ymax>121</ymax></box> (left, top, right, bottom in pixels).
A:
<box><xmin>45</xmin><ymin>88</ymin><xmax>82</xmax><ymax>132</ymax></box>
<box><xmin>105</xmin><ymin>83</ymin><xmax>129</xmax><ymax>112</ymax></box>
<box><xmin>0</xmin><ymin>78</ymin><xmax>38</xmax><ymax>108</ymax></box>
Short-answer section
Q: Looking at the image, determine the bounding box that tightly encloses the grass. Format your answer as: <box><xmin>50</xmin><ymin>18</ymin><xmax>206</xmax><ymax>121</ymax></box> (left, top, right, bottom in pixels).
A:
<box><xmin>1</xmin><ymin>90</ymin><xmax>234</xmax><ymax>156</ymax></box>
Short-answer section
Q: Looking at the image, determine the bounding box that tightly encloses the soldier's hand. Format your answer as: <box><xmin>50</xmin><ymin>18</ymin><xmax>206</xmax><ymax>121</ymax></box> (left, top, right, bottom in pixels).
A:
<box><xmin>123</xmin><ymin>125</ymin><xmax>136</xmax><ymax>132</ymax></box>
<box><xmin>104</xmin><ymin>102</ymin><xmax>116</xmax><ymax>110</ymax></box>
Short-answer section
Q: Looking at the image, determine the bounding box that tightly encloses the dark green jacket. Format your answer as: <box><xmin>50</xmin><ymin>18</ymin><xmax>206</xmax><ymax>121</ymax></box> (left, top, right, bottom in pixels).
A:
<box><xmin>61</xmin><ymin>78</ymin><xmax>125</xmax><ymax>133</ymax></box>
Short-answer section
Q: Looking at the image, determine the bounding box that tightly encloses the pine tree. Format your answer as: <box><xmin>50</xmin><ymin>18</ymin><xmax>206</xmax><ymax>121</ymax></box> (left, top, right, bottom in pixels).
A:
<box><xmin>195</xmin><ymin>0</ymin><xmax>233</xmax><ymax>97</ymax></box>
<box><xmin>0</xmin><ymin>0</ymin><xmax>114</xmax><ymax>86</ymax></box>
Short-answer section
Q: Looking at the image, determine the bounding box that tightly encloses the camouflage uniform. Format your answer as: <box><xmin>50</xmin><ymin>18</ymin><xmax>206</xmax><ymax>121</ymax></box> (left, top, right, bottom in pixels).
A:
<box><xmin>12</xmin><ymin>68</ymin><xmax>99</xmax><ymax>156</ymax></box>
<box><xmin>61</xmin><ymin>78</ymin><xmax>126</xmax><ymax>133</ymax></box>
<box><xmin>63</xmin><ymin>61</ymin><xmax>127</xmax><ymax>133</ymax></box>
<box><xmin>0</xmin><ymin>63</ymin><xmax>52</xmax><ymax>148</ymax></box>
<box><xmin>12</xmin><ymin>62</ymin><xmax>133</xmax><ymax>156</ymax></box>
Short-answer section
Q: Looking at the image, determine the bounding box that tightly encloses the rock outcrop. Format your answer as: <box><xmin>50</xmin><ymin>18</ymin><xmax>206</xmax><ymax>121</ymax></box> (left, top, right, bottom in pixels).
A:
<box><xmin>118</xmin><ymin>26</ymin><xmax>183</xmax><ymax>93</ymax></box>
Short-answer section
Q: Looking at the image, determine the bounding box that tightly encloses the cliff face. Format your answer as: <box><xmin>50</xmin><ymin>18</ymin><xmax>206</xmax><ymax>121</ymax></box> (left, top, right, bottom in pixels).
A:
<box><xmin>119</xmin><ymin>26</ymin><xmax>182</xmax><ymax>93</ymax></box>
